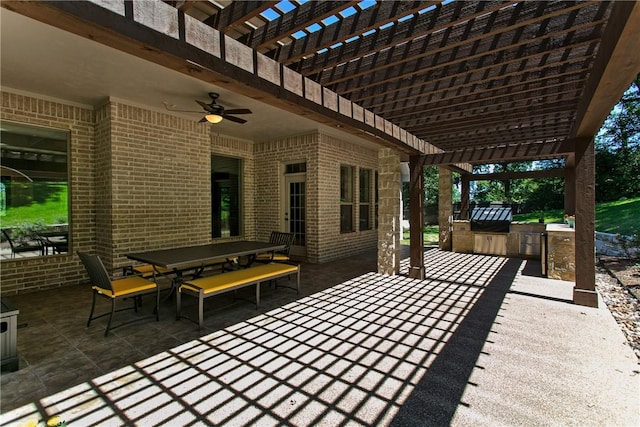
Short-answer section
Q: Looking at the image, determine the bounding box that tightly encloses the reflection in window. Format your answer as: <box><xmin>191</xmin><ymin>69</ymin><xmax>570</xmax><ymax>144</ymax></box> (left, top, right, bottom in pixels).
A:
<box><xmin>340</xmin><ymin>165</ymin><xmax>354</xmax><ymax>233</ymax></box>
<box><xmin>212</xmin><ymin>155</ymin><xmax>241</xmax><ymax>238</ymax></box>
<box><xmin>1</xmin><ymin>122</ymin><xmax>69</xmax><ymax>259</ymax></box>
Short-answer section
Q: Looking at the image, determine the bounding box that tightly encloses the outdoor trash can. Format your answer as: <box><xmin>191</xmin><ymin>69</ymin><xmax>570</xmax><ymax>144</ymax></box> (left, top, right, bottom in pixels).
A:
<box><xmin>1</xmin><ymin>298</ymin><xmax>19</xmax><ymax>372</ymax></box>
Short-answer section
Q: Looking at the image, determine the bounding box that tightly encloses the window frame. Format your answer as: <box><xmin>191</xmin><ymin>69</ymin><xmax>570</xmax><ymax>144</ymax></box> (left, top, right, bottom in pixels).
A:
<box><xmin>359</xmin><ymin>168</ymin><xmax>372</xmax><ymax>231</ymax></box>
<box><xmin>0</xmin><ymin>121</ymin><xmax>71</xmax><ymax>260</ymax></box>
<box><xmin>340</xmin><ymin>165</ymin><xmax>354</xmax><ymax>233</ymax></box>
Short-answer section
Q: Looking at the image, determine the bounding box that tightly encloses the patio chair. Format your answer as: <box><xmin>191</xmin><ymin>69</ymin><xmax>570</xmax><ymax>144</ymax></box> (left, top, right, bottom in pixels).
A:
<box><xmin>37</xmin><ymin>233</ymin><xmax>69</xmax><ymax>255</ymax></box>
<box><xmin>255</xmin><ymin>231</ymin><xmax>295</xmax><ymax>263</ymax></box>
<box><xmin>78</xmin><ymin>251</ymin><xmax>160</xmax><ymax>337</ymax></box>
<box><xmin>1</xmin><ymin>228</ymin><xmax>43</xmax><ymax>258</ymax></box>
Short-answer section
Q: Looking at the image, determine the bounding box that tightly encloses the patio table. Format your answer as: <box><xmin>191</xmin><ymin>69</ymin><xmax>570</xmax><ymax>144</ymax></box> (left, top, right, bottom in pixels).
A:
<box><xmin>125</xmin><ymin>241</ymin><xmax>285</xmax><ymax>269</ymax></box>
<box><xmin>125</xmin><ymin>241</ymin><xmax>286</xmax><ymax>297</ymax></box>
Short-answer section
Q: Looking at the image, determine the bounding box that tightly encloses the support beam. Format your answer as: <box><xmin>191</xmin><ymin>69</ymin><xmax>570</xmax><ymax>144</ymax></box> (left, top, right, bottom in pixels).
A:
<box><xmin>573</xmin><ymin>137</ymin><xmax>597</xmax><ymax>307</ymax></box>
<box><xmin>564</xmin><ymin>166</ymin><xmax>575</xmax><ymax>216</ymax></box>
<box><xmin>408</xmin><ymin>155</ymin><xmax>425</xmax><ymax>280</ymax></box>
<box><xmin>421</xmin><ymin>140</ymin><xmax>575</xmax><ymax>166</ymax></box>
<box><xmin>460</xmin><ymin>174</ymin><xmax>470</xmax><ymax>220</ymax></box>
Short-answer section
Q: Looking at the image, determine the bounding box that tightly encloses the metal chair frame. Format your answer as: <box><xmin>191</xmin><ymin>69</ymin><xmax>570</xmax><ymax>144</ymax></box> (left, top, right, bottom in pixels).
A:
<box><xmin>78</xmin><ymin>251</ymin><xmax>160</xmax><ymax>336</ymax></box>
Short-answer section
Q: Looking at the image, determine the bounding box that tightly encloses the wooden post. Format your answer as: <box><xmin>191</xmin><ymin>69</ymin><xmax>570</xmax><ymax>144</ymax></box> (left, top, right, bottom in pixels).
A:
<box><xmin>409</xmin><ymin>155</ymin><xmax>425</xmax><ymax>279</ymax></box>
<box><xmin>573</xmin><ymin>138</ymin><xmax>597</xmax><ymax>307</ymax></box>
<box><xmin>460</xmin><ymin>174</ymin><xmax>470</xmax><ymax>220</ymax></box>
<box><xmin>564</xmin><ymin>161</ymin><xmax>576</xmax><ymax>216</ymax></box>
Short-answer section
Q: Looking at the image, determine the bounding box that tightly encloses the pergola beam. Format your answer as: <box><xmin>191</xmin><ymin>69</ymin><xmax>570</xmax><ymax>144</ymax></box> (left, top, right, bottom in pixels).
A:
<box><xmin>421</xmin><ymin>139</ymin><xmax>576</xmax><ymax>166</ymax></box>
<box><xmin>468</xmin><ymin>169</ymin><xmax>565</xmax><ymax>181</ymax></box>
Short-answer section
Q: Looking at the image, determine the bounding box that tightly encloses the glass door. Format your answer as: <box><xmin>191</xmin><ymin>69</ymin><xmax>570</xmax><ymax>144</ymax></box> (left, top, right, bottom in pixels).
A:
<box><xmin>284</xmin><ymin>173</ymin><xmax>306</xmax><ymax>257</ymax></box>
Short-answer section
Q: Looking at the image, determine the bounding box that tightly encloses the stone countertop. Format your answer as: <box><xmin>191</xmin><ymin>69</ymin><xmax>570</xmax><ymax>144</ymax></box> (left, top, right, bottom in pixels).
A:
<box><xmin>545</xmin><ymin>223</ymin><xmax>574</xmax><ymax>232</ymax></box>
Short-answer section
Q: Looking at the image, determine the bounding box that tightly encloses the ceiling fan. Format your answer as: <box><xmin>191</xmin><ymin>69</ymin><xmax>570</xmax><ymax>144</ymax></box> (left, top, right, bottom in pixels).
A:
<box><xmin>163</xmin><ymin>92</ymin><xmax>252</xmax><ymax>124</ymax></box>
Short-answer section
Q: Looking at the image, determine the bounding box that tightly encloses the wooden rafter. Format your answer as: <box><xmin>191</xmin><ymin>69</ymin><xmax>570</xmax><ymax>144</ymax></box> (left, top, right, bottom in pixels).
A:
<box><xmin>298</xmin><ymin>1</ymin><xmax>512</xmax><ymax>77</ymax></box>
<box><xmin>275</xmin><ymin>1</ymin><xmax>436</xmax><ymax>66</ymax></box>
<box><xmin>242</xmin><ymin>1</ymin><xmax>357</xmax><ymax>50</ymax></box>
<box><xmin>319</xmin><ymin>2</ymin><xmax>597</xmax><ymax>87</ymax></box>
<box><xmin>205</xmin><ymin>1</ymin><xmax>277</xmax><ymax>33</ymax></box>
<box><xmin>350</xmin><ymin>38</ymin><xmax>596</xmax><ymax>105</ymax></box>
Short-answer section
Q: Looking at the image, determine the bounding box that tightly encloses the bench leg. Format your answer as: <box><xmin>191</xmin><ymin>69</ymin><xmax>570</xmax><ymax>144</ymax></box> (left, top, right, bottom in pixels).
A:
<box><xmin>296</xmin><ymin>268</ymin><xmax>300</xmax><ymax>294</ymax></box>
<box><xmin>198</xmin><ymin>295</ymin><xmax>204</xmax><ymax>329</ymax></box>
<box><xmin>256</xmin><ymin>283</ymin><xmax>260</xmax><ymax>308</ymax></box>
<box><xmin>176</xmin><ymin>288</ymin><xmax>181</xmax><ymax>320</ymax></box>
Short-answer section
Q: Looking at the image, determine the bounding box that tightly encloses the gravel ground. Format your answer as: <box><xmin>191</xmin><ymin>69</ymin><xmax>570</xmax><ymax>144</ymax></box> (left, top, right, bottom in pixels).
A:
<box><xmin>596</xmin><ymin>264</ymin><xmax>640</xmax><ymax>360</ymax></box>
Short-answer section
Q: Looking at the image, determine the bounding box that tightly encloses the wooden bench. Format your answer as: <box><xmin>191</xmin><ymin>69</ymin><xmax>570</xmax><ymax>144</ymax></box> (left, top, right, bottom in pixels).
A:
<box><xmin>176</xmin><ymin>262</ymin><xmax>300</xmax><ymax>327</ymax></box>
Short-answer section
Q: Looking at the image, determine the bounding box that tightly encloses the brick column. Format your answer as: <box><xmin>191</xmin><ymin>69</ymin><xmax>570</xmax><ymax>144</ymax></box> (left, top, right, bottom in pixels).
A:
<box><xmin>377</xmin><ymin>148</ymin><xmax>401</xmax><ymax>275</ymax></box>
<box><xmin>439</xmin><ymin>167</ymin><xmax>452</xmax><ymax>251</ymax></box>
<box><xmin>94</xmin><ymin>101</ymin><xmax>115</xmax><ymax>270</ymax></box>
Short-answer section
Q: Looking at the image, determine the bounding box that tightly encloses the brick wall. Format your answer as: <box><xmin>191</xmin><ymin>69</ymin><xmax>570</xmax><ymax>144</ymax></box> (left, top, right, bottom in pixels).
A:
<box><xmin>1</xmin><ymin>90</ymin><xmax>395</xmax><ymax>294</ymax></box>
<box><xmin>316</xmin><ymin>133</ymin><xmax>379</xmax><ymax>263</ymax></box>
<box><xmin>107</xmin><ymin>99</ymin><xmax>212</xmax><ymax>271</ymax></box>
<box><xmin>0</xmin><ymin>91</ymin><xmax>95</xmax><ymax>294</ymax></box>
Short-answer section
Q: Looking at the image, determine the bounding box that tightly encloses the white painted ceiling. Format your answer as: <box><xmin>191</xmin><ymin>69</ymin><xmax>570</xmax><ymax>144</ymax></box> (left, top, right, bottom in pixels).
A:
<box><xmin>0</xmin><ymin>8</ymin><xmax>375</xmax><ymax>146</ymax></box>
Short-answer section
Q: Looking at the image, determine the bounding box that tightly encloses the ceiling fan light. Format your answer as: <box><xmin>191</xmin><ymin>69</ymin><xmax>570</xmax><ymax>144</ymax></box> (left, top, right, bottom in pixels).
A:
<box><xmin>205</xmin><ymin>114</ymin><xmax>223</xmax><ymax>123</ymax></box>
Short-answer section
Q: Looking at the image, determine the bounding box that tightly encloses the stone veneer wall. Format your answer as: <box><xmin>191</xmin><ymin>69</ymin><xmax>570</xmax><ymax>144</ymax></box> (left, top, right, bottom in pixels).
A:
<box><xmin>438</xmin><ymin>168</ymin><xmax>453</xmax><ymax>250</ymax></box>
<box><xmin>0</xmin><ymin>91</ymin><xmax>95</xmax><ymax>294</ymax></box>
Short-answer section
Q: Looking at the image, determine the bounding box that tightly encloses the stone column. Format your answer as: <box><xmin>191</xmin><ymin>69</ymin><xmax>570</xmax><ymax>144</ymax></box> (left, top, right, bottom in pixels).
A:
<box><xmin>439</xmin><ymin>167</ymin><xmax>453</xmax><ymax>250</ymax></box>
<box><xmin>377</xmin><ymin>148</ymin><xmax>401</xmax><ymax>275</ymax></box>
<box><xmin>573</xmin><ymin>138</ymin><xmax>597</xmax><ymax>307</ymax></box>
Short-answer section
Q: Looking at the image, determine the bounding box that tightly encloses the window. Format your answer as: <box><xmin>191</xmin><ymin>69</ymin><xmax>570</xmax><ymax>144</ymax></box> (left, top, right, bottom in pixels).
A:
<box><xmin>359</xmin><ymin>168</ymin><xmax>371</xmax><ymax>230</ymax></box>
<box><xmin>340</xmin><ymin>165</ymin><xmax>354</xmax><ymax>233</ymax></box>
<box><xmin>211</xmin><ymin>155</ymin><xmax>241</xmax><ymax>238</ymax></box>
<box><xmin>1</xmin><ymin>121</ymin><xmax>70</xmax><ymax>259</ymax></box>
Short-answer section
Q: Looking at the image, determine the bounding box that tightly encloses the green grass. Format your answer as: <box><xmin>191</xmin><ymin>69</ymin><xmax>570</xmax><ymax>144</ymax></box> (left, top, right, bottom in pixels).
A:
<box><xmin>595</xmin><ymin>198</ymin><xmax>640</xmax><ymax>235</ymax></box>
<box><xmin>402</xmin><ymin>225</ymin><xmax>439</xmax><ymax>246</ymax></box>
<box><xmin>512</xmin><ymin>208</ymin><xmax>564</xmax><ymax>224</ymax></box>
<box><xmin>401</xmin><ymin>197</ymin><xmax>640</xmax><ymax>244</ymax></box>
<box><xmin>513</xmin><ymin>196</ymin><xmax>639</xmax><ymax>236</ymax></box>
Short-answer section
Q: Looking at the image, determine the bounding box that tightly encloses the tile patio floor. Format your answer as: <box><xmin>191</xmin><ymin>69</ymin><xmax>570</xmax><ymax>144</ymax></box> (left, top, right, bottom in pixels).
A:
<box><xmin>1</xmin><ymin>248</ymin><xmax>638</xmax><ymax>426</ymax></box>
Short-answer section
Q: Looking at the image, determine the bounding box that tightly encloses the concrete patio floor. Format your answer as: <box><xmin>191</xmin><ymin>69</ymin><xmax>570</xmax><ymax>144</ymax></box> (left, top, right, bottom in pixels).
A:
<box><xmin>1</xmin><ymin>248</ymin><xmax>638</xmax><ymax>426</ymax></box>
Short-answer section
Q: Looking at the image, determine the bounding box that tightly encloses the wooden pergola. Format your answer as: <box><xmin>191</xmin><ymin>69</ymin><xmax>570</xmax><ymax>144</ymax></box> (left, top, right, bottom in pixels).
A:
<box><xmin>4</xmin><ymin>0</ymin><xmax>639</xmax><ymax>306</ymax></box>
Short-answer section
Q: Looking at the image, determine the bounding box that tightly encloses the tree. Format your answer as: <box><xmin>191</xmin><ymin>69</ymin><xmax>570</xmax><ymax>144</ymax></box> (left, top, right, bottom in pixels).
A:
<box><xmin>595</xmin><ymin>74</ymin><xmax>640</xmax><ymax>201</ymax></box>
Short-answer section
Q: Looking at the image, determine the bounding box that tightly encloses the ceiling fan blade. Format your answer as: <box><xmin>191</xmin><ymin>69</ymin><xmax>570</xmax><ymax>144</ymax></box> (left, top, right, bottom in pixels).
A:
<box><xmin>224</xmin><ymin>109</ymin><xmax>252</xmax><ymax>115</ymax></box>
<box><xmin>196</xmin><ymin>100</ymin><xmax>214</xmax><ymax>112</ymax></box>
<box><xmin>224</xmin><ymin>115</ymin><xmax>247</xmax><ymax>124</ymax></box>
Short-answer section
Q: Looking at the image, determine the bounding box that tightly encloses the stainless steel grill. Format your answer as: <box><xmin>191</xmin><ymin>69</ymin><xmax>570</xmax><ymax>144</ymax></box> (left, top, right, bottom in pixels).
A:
<box><xmin>470</xmin><ymin>207</ymin><xmax>512</xmax><ymax>233</ymax></box>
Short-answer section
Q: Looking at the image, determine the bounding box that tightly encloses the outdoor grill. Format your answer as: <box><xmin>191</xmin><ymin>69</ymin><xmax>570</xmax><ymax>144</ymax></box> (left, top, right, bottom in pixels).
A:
<box><xmin>470</xmin><ymin>207</ymin><xmax>512</xmax><ymax>233</ymax></box>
